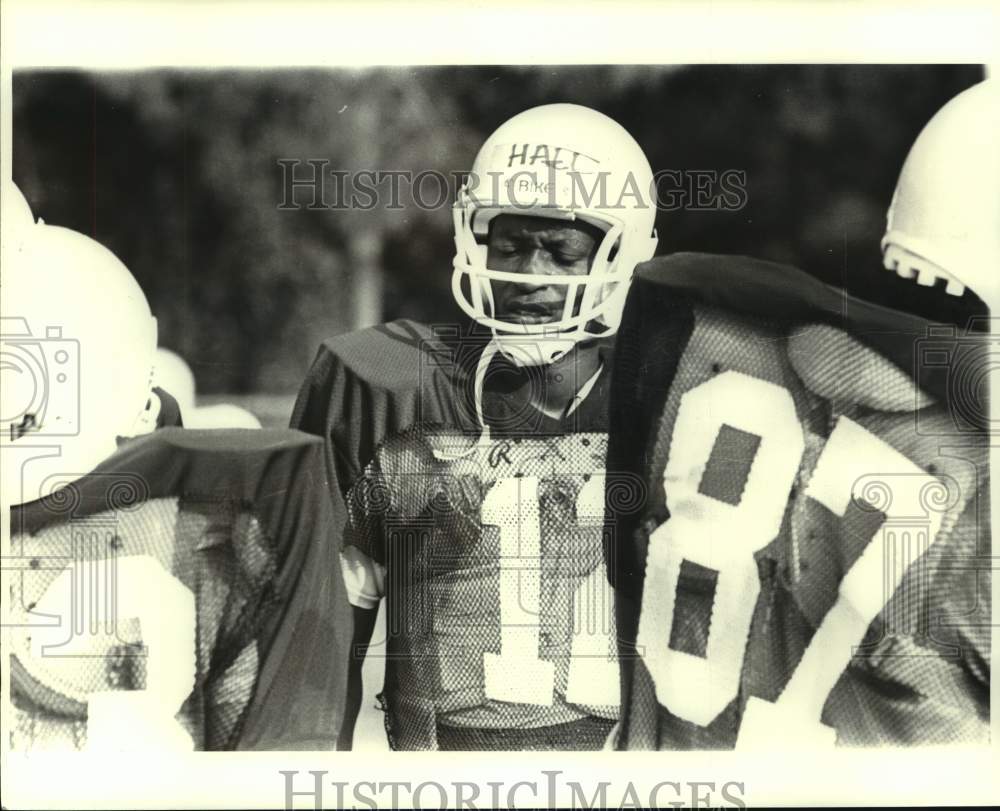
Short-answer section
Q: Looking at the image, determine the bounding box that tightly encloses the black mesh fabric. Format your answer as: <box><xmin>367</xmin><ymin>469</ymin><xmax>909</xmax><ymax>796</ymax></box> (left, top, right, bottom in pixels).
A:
<box><xmin>607</xmin><ymin>255</ymin><xmax>990</xmax><ymax>750</ymax></box>
<box><xmin>9</xmin><ymin>497</ymin><xmax>277</xmax><ymax>751</ymax></box>
<box><xmin>7</xmin><ymin>427</ymin><xmax>352</xmax><ymax>752</ymax></box>
<box><xmin>292</xmin><ymin>320</ymin><xmax>623</xmax><ymax>751</ymax></box>
<box><xmin>349</xmin><ymin>427</ymin><xmax>619</xmax><ymax>750</ymax></box>
<box><xmin>435</xmin><ymin>715</ymin><xmax>615</xmax><ymax>751</ymax></box>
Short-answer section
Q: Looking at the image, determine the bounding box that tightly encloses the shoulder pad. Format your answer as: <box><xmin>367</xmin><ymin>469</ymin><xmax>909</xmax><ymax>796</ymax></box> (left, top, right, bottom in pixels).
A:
<box><xmin>318</xmin><ymin>320</ymin><xmax>452</xmax><ymax>391</ymax></box>
<box><xmin>9</xmin><ymin>424</ymin><xmax>353</xmax><ymax>750</ymax></box>
<box><xmin>634</xmin><ymin>252</ymin><xmax>928</xmax><ymax>331</ymax></box>
<box><xmin>630</xmin><ymin>253</ymin><xmax>980</xmax><ymax>403</ymax></box>
<box><xmin>11</xmin><ymin>428</ymin><xmax>327</xmax><ymax>534</ymax></box>
<box><xmin>291</xmin><ymin>319</ymin><xmax>480</xmax><ymax>493</ymax></box>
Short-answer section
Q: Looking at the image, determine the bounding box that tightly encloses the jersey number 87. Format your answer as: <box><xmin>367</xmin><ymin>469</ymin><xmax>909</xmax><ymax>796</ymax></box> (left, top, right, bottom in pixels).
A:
<box><xmin>636</xmin><ymin>371</ymin><xmax>951</xmax><ymax>747</ymax></box>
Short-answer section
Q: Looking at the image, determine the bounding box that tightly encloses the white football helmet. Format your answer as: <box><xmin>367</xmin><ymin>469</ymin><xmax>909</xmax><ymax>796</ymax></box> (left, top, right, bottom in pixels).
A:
<box><xmin>3</xmin><ymin>178</ymin><xmax>35</xmax><ymax>235</ymax></box>
<box><xmin>1</xmin><ymin>194</ymin><xmax>158</xmax><ymax>507</ymax></box>
<box><xmin>153</xmin><ymin>347</ymin><xmax>197</xmax><ymax>414</ymax></box>
<box><xmin>2</xmin><ymin>179</ymin><xmax>37</xmax><ymax>275</ymax></box>
<box><xmin>882</xmin><ymin>79</ymin><xmax>1000</xmax><ymax>305</ymax></box>
<box><xmin>152</xmin><ymin>347</ymin><xmax>262</xmax><ymax>429</ymax></box>
<box><xmin>452</xmin><ymin>104</ymin><xmax>658</xmax><ymax>365</ymax></box>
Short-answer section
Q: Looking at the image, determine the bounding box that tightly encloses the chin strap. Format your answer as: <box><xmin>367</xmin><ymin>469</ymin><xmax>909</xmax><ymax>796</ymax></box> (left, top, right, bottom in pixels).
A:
<box><xmin>492</xmin><ymin>332</ymin><xmax>575</xmax><ymax>367</ymax></box>
<box><xmin>430</xmin><ymin>339</ymin><xmax>498</xmax><ymax>463</ymax></box>
<box><xmin>563</xmin><ymin>360</ymin><xmax>603</xmax><ymax>419</ymax></box>
<box><xmin>473</xmin><ymin>338</ymin><xmax>498</xmax><ymax>440</ymax></box>
<box><xmin>433</xmin><ymin>337</ymin><xmax>603</xmax><ymax>463</ymax></box>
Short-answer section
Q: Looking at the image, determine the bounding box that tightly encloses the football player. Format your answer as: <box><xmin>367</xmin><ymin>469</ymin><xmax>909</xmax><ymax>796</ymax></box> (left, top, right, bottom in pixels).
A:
<box><xmin>292</xmin><ymin>104</ymin><xmax>658</xmax><ymax>749</ymax></box>
<box><xmin>605</xmin><ymin>80</ymin><xmax>995</xmax><ymax>748</ymax></box>
<box><xmin>3</xmin><ymin>184</ymin><xmax>352</xmax><ymax>750</ymax></box>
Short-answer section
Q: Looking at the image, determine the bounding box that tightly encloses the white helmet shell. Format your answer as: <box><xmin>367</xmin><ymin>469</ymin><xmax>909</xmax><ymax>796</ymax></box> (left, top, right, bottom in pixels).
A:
<box><xmin>3</xmin><ymin>179</ymin><xmax>36</xmax><ymax>234</ymax></box>
<box><xmin>153</xmin><ymin>347</ymin><xmax>197</xmax><ymax>415</ymax></box>
<box><xmin>882</xmin><ymin>79</ymin><xmax>1000</xmax><ymax>305</ymax></box>
<box><xmin>2</xmin><ymin>209</ymin><xmax>158</xmax><ymax>508</ymax></box>
<box><xmin>2</xmin><ymin>180</ymin><xmax>37</xmax><ymax>273</ymax></box>
<box><xmin>452</xmin><ymin>104</ymin><xmax>658</xmax><ymax>365</ymax></box>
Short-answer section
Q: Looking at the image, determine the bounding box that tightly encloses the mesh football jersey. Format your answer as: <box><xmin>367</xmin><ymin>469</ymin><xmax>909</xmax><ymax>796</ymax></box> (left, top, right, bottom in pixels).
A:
<box><xmin>607</xmin><ymin>254</ymin><xmax>990</xmax><ymax>749</ymax></box>
<box><xmin>292</xmin><ymin>320</ymin><xmax>620</xmax><ymax>750</ymax></box>
<box><xmin>8</xmin><ymin>428</ymin><xmax>352</xmax><ymax>751</ymax></box>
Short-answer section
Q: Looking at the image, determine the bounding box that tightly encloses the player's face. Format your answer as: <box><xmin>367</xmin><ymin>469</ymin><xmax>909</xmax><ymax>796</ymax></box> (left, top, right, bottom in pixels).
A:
<box><xmin>486</xmin><ymin>214</ymin><xmax>601</xmax><ymax>325</ymax></box>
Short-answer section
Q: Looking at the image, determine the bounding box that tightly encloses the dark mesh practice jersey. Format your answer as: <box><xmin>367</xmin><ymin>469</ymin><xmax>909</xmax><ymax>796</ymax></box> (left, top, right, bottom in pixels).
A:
<box><xmin>292</xmin><ymin>320</ymin><xmax>620</xmax><ymax>750</ymax></box>
<box><xmin>607</xmin><ymin>253</ymin><xmax>990</xmax><ymax>749</ymax></box>
<box><xmin>8</xmin><ymin>428</ymin><xmax>352</xmax><ymax>751</ymax></box>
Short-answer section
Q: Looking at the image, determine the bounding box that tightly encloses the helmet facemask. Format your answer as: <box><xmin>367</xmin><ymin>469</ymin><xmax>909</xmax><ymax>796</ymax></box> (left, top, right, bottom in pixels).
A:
<box><xmin>452</xmin><ymin>201</ymin><xmax>633</xmax><ymax>366</ymax></box>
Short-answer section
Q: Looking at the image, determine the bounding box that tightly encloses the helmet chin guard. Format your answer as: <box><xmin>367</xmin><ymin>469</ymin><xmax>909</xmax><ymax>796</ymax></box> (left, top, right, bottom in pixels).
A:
<box><xmin>451</xmin><ymin>104</ymin><xmax>658</xmax><ymax>366</ymax></box>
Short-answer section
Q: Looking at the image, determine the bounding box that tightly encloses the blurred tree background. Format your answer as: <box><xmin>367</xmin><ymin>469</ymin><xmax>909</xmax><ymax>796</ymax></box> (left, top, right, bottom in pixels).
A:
<box><xmin>13</xmin><ymin>65</ymin><xmax>982</xmax><ymax>418</ymax></box>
